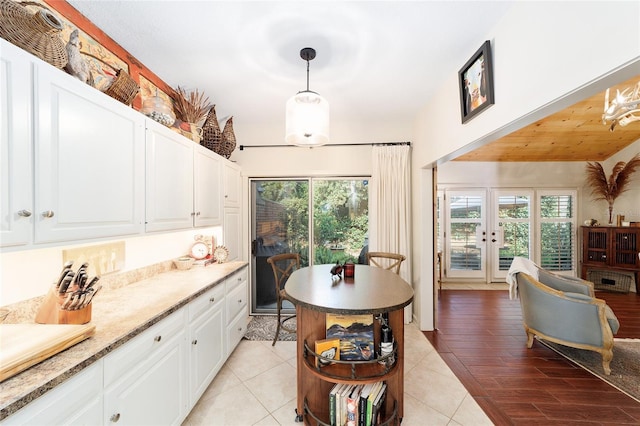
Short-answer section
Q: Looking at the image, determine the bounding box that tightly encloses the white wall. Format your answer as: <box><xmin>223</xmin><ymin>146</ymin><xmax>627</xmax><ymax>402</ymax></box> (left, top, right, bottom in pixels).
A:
<box><xmin>412</xmin><ymin>2</ymin><xmax>640</xmax><ymax>330</ymax></box>
<box><xmin>581</xmin><ymin>140</ymin><xmax>640</xmax><ymax>224</ymax></box>
<box><xmin>1</xmin><ymin>227</ymin><xmax>222</xmax><ymax>306</ymax></box>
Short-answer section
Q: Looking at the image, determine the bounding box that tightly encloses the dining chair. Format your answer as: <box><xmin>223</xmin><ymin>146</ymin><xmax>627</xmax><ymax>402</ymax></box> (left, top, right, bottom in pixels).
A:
<box><xmin>366</xmin><ymin>251</ymin><xmax>406</xmax><ymax>275</ymax></box>
<box><xmin>266</xmin><ymin>253</ymin><xmax>300</xmax><ymax>346</ymax></box>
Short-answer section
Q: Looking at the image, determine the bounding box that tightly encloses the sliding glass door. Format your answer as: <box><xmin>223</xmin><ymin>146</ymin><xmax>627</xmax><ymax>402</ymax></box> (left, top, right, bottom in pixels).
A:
<box><xmin>250</xmin><ymin>178</ymin><xmax>369</xmax><ymax>314</ymax></box>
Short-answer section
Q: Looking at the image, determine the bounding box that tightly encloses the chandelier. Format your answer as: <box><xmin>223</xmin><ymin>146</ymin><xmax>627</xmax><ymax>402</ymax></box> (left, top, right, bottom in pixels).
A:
<box><xmin>602</xmin><ymin>81</ymin><xmax>640</xmax><ymax>131</ymax></box>
<box><xmin>285</xmin><ymin>47</ymin><xmax>330</xmax><ymax>146</ymax></box>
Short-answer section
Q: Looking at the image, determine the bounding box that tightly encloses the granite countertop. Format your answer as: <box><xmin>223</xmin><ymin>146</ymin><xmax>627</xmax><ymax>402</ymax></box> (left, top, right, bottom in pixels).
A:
<box><xmin>0</xmin><ymin>261</ymin><xmax>247</xmax><ymax>420</ymax></box>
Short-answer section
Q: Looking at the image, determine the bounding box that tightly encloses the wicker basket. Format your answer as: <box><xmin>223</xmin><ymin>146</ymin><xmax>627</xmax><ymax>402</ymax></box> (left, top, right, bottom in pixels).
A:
<box><xmin>201</xmin><ymin>106</ymin><xmax>222</xmax><ymax>152</ymax></box>
<box><xmin>0</xmin><ymin>0</ymin><xmax>68</xmax><ymax>69</ymax></box>
<box><xmin>219</xmin><ymin>117</ymin><xmax>236</xmax><ymax>159</ymax></box>
<box><xmin>82</xmin><ymin>52</ymin><xmax>139</xmax><ymax>106</ymax></box>
<box><xmin>587</xmin><ymin>269</ymin><xmax>633</xmax><ymax>293</ymax></box>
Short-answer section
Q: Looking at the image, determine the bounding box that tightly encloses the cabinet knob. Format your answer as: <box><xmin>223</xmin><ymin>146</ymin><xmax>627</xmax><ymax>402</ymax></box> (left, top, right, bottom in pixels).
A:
<box><xmin>209</xmin><ymin>296</ymin><xmax>215</xmax><ymax>302</ymax></box>
<box><xmin>192</xmin><ymin>339</ymin><xmax>198</xmax><ymax>345</ymax></box>
<box><xmin>17</xmin><ymin>209</ymin><xmax>32</xmax><ymax>217</ymax></box>
<box><xmin>196</xmin><ymin>211</ymin><xmax>201</xmax><ymax>216</ymax></box>
<box><xmin>154</xmin><ymin>335</ymin><xmax>162</xmax><ymax>342</ymax></box>
<box><xmin>41</xmin><ymin>210</ymin><xmax>55</xmax><ymax>218</ymax></box>
<box><xmin>190</xmin><ymin>212</ymin><xmax>196</xmax><ymax>217</ymax></box>
<box><xmin>238</xmin><ymin>298</ymin><xmax>242</xmax><ymax>303</ymax></box>
<box><xmin>110</xmin><ymin>413</ymin><xmax>121</xmax><ymax>423</ymax></box>
<box><xmin>237</xmin><ymin>326</ymin><xmax>243</xmax><ymax>332</ymax></box>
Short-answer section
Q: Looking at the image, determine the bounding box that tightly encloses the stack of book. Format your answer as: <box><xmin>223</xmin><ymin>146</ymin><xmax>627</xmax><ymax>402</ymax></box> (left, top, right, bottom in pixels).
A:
<box><xmin>329</xmin><ymin>381</ymin><xmax>386</xmax><ymax>426</ymax></box>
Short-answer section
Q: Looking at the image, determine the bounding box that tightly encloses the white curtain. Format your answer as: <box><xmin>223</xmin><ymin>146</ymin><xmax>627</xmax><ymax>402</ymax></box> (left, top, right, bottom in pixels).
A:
<box><xmin>369</xmin><ymin>145</ymin><xmax>412</xmax><ymax>322</ymax></box>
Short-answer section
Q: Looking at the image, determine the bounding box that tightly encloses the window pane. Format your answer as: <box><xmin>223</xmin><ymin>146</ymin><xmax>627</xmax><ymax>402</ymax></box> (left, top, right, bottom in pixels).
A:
<box><xmin>449</xmin><ymin>223</ymin><xmax>481</xmax><ymax>270</ymax></box>
<box><xmin>539</xmin><ymin>193</ymin><xmax>575</xmax><ymax>272</ymax></box>
<box><xmin>541</xmin><ymin>195</ymin><xmax>573</xmax><ymax>219</ymax></box>
<box><xmin>312</xmin><ymin>179</ymin><xmax>369</xmax><ymax>265</ymax></box>
<box><xmin>450</xmin><ymin>195</ymin><xmax>482</xmax><ymax>219</ymax></box>
<box><xmin>540</xmin><ymin>222</ymin><xmax>574</xmax><ymax>271</ymax></box>
<box><xmin>256</xmin><ymin>180</ymin><xmax>310</xmax><ymax>265</ymax></box>
<box><xmin>498</xmin><ymin>195</ymin><xmax>529</xmax><ymax>219</ymax></box>
<box><xmin>499</xmin><ymin>222</ymin><xmax>530</xmax><ymax>270</ymax></box>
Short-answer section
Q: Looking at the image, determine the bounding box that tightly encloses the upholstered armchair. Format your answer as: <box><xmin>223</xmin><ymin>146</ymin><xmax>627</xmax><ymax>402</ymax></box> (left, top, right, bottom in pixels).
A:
<box><xmin>515</xmin><ymin>271</ymin><xmax>620</xmax><ymax>375</ymax></box>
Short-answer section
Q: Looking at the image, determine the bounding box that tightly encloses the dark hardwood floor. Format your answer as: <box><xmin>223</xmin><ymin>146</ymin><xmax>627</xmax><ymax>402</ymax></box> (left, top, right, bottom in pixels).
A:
<box><xmin>423</xmin><ymin>289</ymin><xmax>640</xmax><ymax>425</ymax></box>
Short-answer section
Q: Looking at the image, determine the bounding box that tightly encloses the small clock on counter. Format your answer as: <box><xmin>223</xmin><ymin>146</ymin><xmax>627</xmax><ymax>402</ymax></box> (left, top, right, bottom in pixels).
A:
<box><xmin>190</xmin><ymin>241</ymin><xmax>209</xmax><ymax>260</ymax></box>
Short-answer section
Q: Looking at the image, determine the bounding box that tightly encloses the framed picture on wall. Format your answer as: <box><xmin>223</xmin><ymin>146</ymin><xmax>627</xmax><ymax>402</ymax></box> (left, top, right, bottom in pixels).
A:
<box><xmin>458</xmin><ymin>40</ymin><xmax>495</xmax><ymax>123</ymax></box>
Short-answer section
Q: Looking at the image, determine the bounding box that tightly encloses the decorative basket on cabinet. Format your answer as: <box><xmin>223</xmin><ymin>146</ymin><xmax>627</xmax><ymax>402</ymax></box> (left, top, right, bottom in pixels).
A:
<box><xmin>81</xmin><ymin>51</ymin><xmax>140</xmax><ymax>106</ymax></box>
<box><xmin>0</xmin><ymin>0</ymin><xmax>68</xmax><ymax>69</ymax></box>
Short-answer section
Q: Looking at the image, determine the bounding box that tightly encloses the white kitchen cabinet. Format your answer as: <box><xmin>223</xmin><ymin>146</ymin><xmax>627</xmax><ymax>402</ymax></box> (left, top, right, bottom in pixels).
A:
<box><xmin>1</xmin><ymin>41</ymin><xmax>33</xmax><ymax>247</ymax></box>
<box><xmin>3</xmin><ymin>360</ymin><xmax>103</xmax><ymax>425</ymax></box>
<box><xmin>188</xmin><ymin>282</ymin><xmax>225</xmax><ymax>405</ymax></box>
<box><xmin>223</xmin><ymin>160</ymin><xmax>241</xmax><ymax>208</ymax></box>
<box><xmin>193</xmin><ymin>144</ymin><xmax>223</xmax><ymax>227</ymax></box>
<box><xmin>223</xmin><ymin>207</ymin><xmax>241</xmax><ymax>262</ymax></box>
<box><xmin>34</xmin><ymin>54</ymin><xmax>145</xmax><ymax>244</ymax></box>
<box><xmin>104</xmin><ymin>308</ymin><xmax>188</xmax><ymax>426</ymax></box>
<box><xmin>225</xmin><ymin>267</ymin><xmax>248</xmax><ymax>356</ymax></box>
<box><xmin>145</xmin><ymin>120</ymin><xmax>194</xmax><ymax>232</ymax></box>
<box><xmin>146</xmin><ymin>121</ymin><xmax>222</xmax><ymax>232</ymax></box>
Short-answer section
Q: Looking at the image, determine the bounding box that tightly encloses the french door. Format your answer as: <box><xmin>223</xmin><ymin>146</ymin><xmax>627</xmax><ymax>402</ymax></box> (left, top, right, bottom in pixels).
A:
<box><xmin>445</xmin><ymin>190</ymin><xmax>487</xmax><ymax>280</ymax></box>
<box><xmin>441</xmin><ymin>188</ymin><xmax>576</xmax><ymax>282</ymax></box>
<box><xmin>491</xmin><ymin>190</ymin><xmax>533</xmax><ymax>281</ymax></box>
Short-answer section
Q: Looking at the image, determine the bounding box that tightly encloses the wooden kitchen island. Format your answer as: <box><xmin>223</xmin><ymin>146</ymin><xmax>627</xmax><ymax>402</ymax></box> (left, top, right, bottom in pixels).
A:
<box><xmin>285</xmin><ymin>264</ymin><xmax>413</xmax><ymax>425</ymax></box>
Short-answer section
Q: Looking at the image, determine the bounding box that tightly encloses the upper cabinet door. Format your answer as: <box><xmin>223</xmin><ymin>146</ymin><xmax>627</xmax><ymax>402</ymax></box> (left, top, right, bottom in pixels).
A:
<box><xmin>193</xmin><ymin>144</ymin><xmax>222</xmax><ymax>227</ymax></box>
<box><xmin>145</xmin><ymin>119</ymin><xmax>194</xmax><ymax>232</ymax></box>
<box><xmin>223</xmin><ymin>160</ymin><xmax>241</xmax><ymax>208</ymax></box>
<box><xmin>33</xmin><ymin>52</ymin><xmax>145</xmax><ymax>244</ymax></box>
<box><xmin>1</xmin><ymin>41</ymin><xmax>34</xmax><ymax>247</ymax></box>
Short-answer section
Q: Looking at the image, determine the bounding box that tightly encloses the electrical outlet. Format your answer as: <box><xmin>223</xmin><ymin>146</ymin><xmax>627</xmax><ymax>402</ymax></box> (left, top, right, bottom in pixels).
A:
<box><xmin>63</xmin><ymin>242</ymin><xmax>125</xmax><ymax>276</ymax></box>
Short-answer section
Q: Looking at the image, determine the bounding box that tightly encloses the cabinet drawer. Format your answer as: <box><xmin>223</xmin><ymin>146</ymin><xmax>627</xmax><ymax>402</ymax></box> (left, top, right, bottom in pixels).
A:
<box><xmin>226</xmin><ymin>310</ymin><xmax>248</xmax><ymax>357</ymax></box>
<box><xmin>4</xmin><ymin>360</ymin><xmax>103</xmax><ymax>425</ymax></box>
<box><xmin>104</xmin><ymin>308</ymin><xmax>186</xmax><ymax>387</ymax></box>
<box><xmin>188</xmin><ymin>283</ymin><xmax>225</xmax><ymax>322</ymax></box>
<box><xmin>226</xmin><ymin>267</ymin><xmax>247</xmax><ymax>292</ymax></box>
<box><xmin>226</xmin><ymin>279</ymin><xmax>248</xmax><ymax>323</ymax></box>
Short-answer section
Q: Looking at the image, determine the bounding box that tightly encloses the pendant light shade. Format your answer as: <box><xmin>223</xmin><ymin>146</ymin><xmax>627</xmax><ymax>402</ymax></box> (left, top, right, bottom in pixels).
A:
<box><xmin>285</xmin><ymin>48</ymin><xmax>329</xmax><ymax>146</ymax></box>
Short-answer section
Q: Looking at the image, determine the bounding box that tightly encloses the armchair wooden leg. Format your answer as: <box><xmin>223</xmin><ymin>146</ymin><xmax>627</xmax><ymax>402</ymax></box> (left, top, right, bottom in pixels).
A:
<box><xmin>525</xmin><ymin>331</ymin><xmax>535</xmax><ymax>349</ymax></box>
<box><xmin>601</xmin><ymin>349</ymin><xmax>613</xmax><ymax>375</ymax></box>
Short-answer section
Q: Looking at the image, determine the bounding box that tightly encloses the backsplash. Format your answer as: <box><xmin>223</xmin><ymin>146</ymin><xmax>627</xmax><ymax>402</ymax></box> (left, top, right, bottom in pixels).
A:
<box><xmin>0</xmin><ymin>259</ymin><xmax>174</xmax><ymax>324</ymax></box>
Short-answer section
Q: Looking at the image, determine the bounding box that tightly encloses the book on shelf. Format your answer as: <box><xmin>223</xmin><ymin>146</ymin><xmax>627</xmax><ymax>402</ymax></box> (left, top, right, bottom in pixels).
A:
<box><xmin>357</xmin><ymin>383</ymin><xmax>375</xmax><ymax>426</ymax></box>
<box><xmin>346</xmin><ymin>384</ymin><xmax>363</xmax><ymax>426</ymax></box>
<box><xmin>326</xmin><ymin>313</ymin><xmax>375</xmax><ymax>361</ymax></box>
<box><xmin>339</xmin><ymin>384</ymin><xmax>355</xmax><ymax>426</ymax></box>
<box><xmin>365</xmin><ymin>381</ymin><xmax>384</xmax><ymax>426</ymax></box>
<box><xmin>329</xmin><ymin>383</ymin><xmax>345</xmax><ymax>426</ymax></box>
<box><xmin>315</xmin><ymin>338</ymin><xmax>340</xmax><ymax>367</ymax></box>
<box><xmin>370</xmin><ymin>383</ymin><xmax>387</xmax><ymax>425</ymax></box>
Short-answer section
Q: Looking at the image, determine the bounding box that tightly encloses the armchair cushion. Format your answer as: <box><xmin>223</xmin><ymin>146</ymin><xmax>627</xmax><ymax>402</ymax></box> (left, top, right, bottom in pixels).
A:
<box><xmin>537</xmin><ymin>269</ymin><xmax>594</xmax><ymax>297</ymax></box>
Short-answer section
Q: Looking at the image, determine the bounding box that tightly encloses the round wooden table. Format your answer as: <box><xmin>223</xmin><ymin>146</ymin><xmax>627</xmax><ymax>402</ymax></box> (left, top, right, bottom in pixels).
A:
<box><xmin>284</xmin><ymin>264</ymin><xmax>413</xmax><ymax>425</ymax></box>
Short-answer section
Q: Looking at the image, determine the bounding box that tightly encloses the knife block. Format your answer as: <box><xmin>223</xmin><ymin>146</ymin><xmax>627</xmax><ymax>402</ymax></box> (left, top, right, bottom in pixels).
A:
<box><xmin>35</xmin><ymin>285</ymin><xmax>92</xmax><ymax>325</ymax></box>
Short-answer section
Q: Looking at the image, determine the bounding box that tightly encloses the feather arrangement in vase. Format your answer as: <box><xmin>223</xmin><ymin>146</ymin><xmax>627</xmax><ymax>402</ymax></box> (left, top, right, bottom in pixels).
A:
<box><xmin>585</xmin><ymin>153</ymin><xmax>640</xmax><ymax>224</ymax></box>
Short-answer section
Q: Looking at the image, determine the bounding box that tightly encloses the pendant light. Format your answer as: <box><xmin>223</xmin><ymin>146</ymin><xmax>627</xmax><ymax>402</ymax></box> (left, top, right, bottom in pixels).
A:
<box><xmin>285</xmin><ymin>47</ymin><xmax>330</xmax><ymax>146</ymax></box>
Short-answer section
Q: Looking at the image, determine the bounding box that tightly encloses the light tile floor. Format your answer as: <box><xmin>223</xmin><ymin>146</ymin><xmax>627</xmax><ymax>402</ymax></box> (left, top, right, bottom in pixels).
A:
<box><xmin>183</xmin><ymin>322</ymin><xmax>492</xmax><ymax>425</ymax></box>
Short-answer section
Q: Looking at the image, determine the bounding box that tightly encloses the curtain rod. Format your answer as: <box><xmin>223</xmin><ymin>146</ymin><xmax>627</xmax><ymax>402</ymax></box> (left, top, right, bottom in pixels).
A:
<box><xmin>239</xmin><ymin>141</ymin><xmax>410</xmax><ymax>150</ymax></box>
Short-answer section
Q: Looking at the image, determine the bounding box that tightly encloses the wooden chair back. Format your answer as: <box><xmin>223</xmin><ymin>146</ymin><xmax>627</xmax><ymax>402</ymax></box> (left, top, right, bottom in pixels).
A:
<box><xmin>366</xmin><ymin>251</ymin><xmax>406</xmax><ymax>275</ymax></box>
<box><xmin>267</xmin><ymin>253</ymin><xmax>300</xmax><ymax>292</ymax></box>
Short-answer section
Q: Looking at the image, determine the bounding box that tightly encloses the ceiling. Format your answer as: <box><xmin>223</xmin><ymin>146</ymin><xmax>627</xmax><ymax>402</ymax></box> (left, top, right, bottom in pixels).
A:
<box><xmin>454</xmin><ymin>76</ymin><xmax>640</xmax><ymax>162</ymax></box>
<box><xmin>65</xmin><ymin>1</ymin><xmax>639</xmax><ymax>162</ymax></box>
